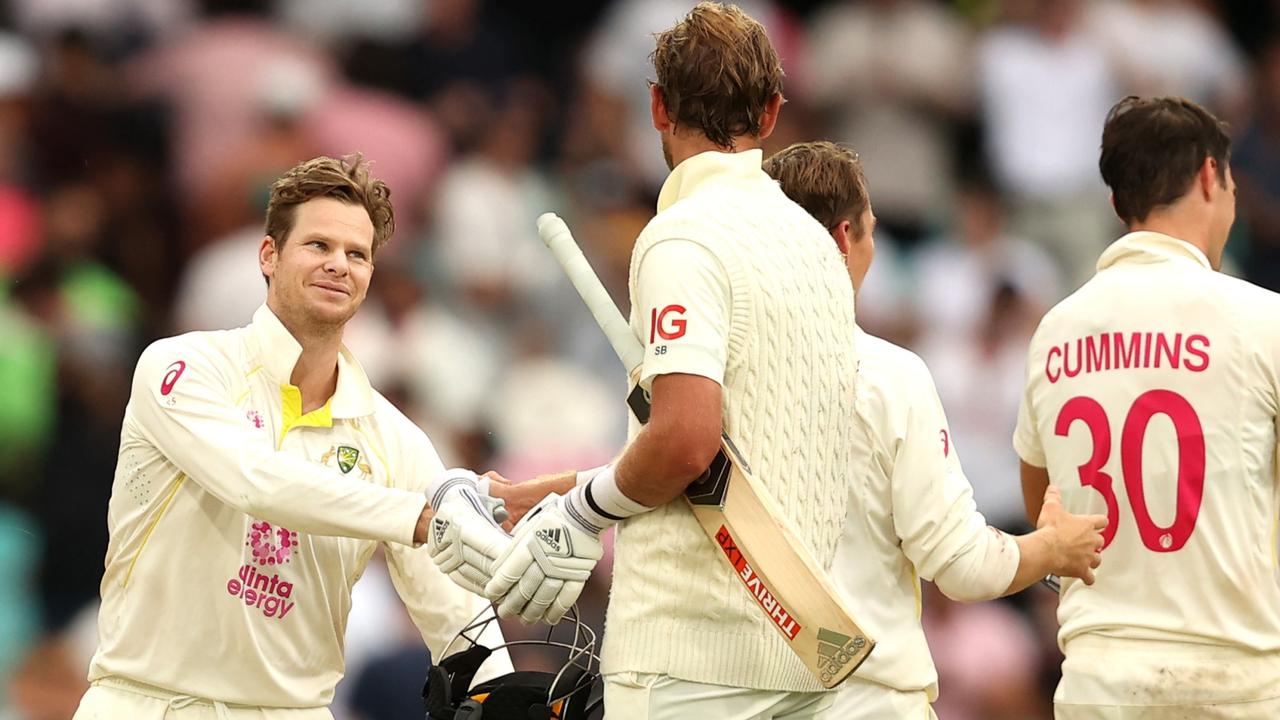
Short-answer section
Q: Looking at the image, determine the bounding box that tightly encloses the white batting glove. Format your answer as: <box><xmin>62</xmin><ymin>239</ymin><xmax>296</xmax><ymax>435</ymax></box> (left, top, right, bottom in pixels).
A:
<box><xmin>425</xmin><ymin>468</ymin><xmax>512</xmax><ymax>596</ymax></box>
<box><xmin>485</xmin><ymin>493</ymin><xmax>604</xmax><ymax>625</ymax></box>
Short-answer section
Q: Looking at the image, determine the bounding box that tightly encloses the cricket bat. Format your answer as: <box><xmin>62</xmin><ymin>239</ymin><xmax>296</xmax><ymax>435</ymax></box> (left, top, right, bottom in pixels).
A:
<box><xmin>535</xmin><ymin>212</ymin><xmax>874</xmax><ymax>688</ymax></box>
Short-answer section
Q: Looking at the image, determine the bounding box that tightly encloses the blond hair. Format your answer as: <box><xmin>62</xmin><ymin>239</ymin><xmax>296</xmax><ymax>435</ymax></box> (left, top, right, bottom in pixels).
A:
<box><xmin>264</xmin><ymin>154</ymin><xmax>395</xmax><ymax>254</ymax></box>
<box><xmin>651</xmin><ymin>2</ymin><xmax>784</xmax><ymax>148</ymax></box>
<box><xmin>764</xmin><ymin>141</ymin><xmax>869</xmax><ymax>235</ymax></box>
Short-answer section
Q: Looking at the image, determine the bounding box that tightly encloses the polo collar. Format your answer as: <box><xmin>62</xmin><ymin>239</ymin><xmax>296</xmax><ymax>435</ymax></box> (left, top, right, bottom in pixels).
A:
<box><xmin>1097</xmin><ymin>231</ymin><xmax>1213</xmax><ymax>273</ymax></box>
<box><xmin>247</xmin><ymin>304</ymin><xmax>375</xmax><ymax>419</ymax></box>
<box><xmin>657</xmin><ymin>149</ymin><xmax>767</xmax><ymax>213</ymax></box>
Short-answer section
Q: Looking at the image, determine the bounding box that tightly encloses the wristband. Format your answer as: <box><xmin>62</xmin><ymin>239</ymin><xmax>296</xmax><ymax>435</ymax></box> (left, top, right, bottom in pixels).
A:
<box><xmin>575</xmin><ymin>465</ymin><xmax>610</xmax><ymax>487</ymax></box>
<box><xmin>562</xmin><ymin>465</ymin><xmax>652</xmax><ymax>535</ymax></box>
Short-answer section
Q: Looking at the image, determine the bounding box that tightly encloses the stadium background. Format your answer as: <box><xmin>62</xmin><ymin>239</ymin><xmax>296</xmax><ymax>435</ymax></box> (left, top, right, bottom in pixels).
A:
<box><xmin>0</xmin><ymin>0</ymin><xmax>1271</xmax><ymax>717</ymax></box>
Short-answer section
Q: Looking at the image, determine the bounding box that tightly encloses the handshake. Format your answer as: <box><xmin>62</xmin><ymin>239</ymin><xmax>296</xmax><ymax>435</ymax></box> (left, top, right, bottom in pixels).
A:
<box><xmin>424</xmin><ymin>468</ymin><xmax>605</xmax><ymax>625</ymax></box>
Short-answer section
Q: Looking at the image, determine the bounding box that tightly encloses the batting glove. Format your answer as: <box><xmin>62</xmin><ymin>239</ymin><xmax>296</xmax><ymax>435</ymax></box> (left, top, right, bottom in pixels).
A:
<box><xmin>485</xmin><ymin>493</ymin><xmax>604</xmax><ymax>625</ymax></box>
<box><xmin>425</xmin><ymin>468</ymin><xmax>512</xmax><ymax>597</ymax></box>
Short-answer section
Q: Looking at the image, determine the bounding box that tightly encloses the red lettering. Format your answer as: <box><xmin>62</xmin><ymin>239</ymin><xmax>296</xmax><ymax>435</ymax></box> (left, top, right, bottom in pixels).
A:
<box><xmin>1085</xmin><ymin>334</ymin><xmax>1110</xmax><ymax>374</ymax></box>
<box><xmin>160</xmin><ymin>361</ymin><xmax>186</xmax><ymax>396</ymax></box>
<box><xmin>716</xmin><ymin>525</ymin><xmax>801</xmax><ymax>640</ymax></box>
<box><xmin>1184</xmin><ymin>334</ymin><xmax>1210</xmax><ymax>372</ymax></box>
<box><xmin>1154</xmin><ymin>332</ymin><xmax>1181</xmax><ymax>369</ymax></box>
<box><xmin>649</xmin><ymin>308</ymin><xmax>657</xmax><ymax>344</ymax></box>
<box><xmin>1142</xmin><ymin>332</ymin><xmax>1153</xmax><ymax>368</ymax></box>
<box><xmin>656</xmin><ymin>304</ymin><xmax>687</xmax><ymax>340</ymax></box>
<box><xmin>1046</xmin><ymin>345</ymin><xmax>1063</xmax><ymax>383</ymax></box>
<box><xmin>1114</xmin><ymin>333</ymin><xmax>1141</xmax><ymax>369</ymax></box>
<box><xmin>1063</xmin><ymin>339</ymin><xmax>1083</xmax><ymax>378</ymax></box>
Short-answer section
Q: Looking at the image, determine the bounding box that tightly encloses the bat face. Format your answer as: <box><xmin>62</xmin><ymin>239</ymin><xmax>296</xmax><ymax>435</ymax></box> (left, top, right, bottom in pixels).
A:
<box><xmin>688</xmin><ymin>459</ymin><xmax>875</xmax><ymax>687</ymax></box>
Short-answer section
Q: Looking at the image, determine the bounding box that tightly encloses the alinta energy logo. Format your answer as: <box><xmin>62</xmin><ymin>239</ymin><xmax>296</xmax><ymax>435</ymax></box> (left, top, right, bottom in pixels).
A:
<box><xmin>247</xmin><ymin>520</ymin><xmax>297</xmax><ymax>566</ymax></box>
<box><xmin>226</xmin><ymin>520</ymin><xmax>300</xmax><ymax>620</ymax></box>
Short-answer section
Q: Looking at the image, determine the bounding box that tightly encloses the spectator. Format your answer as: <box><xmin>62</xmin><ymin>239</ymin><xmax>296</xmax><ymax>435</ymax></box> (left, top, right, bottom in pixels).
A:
<box><xmin>805</xmin><ymin>0</ymin><xmax>975</xmax><ymax>245</ymax></box>
<box><xmin>978</xmin><ymin>0</ymin><xmax>1121</xmax><ymax>288</ymax></box>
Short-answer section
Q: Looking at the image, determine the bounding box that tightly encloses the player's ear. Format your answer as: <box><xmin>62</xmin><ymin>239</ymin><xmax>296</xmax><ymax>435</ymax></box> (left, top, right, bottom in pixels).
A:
<box><xmin>650</xmin><ymin>83</ymin><xmax>672</xmax><ymax>133</ymax></box>
<box><xmin>1107</xmin><ymin>193</ymin><xmax>1124</xmax><ymax>224</ymax></box>
<box><xmin>757</xmin><ymin>93</ymin><xmax>784</xmax><ymax>140</ymax></box>
<box><xmin>259</xmin><ymin>236</ymin><xmax>278</xmax><ymax>281</ymax></box>
<box><xmin>829</xmin><ymin>221</ymin><xmax>853</xmax><ymax>258</ymax></box>
<box><xmin>1198</xmin><ymin>156</ymin><xmax>1218</xmax><ymax>201</ymax></box>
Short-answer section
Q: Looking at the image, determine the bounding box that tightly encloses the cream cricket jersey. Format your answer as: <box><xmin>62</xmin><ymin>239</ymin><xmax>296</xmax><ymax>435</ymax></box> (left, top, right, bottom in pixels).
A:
<box><xmin>1015</xmin><ymin>231</ymin><xmax>1280</xmax><ymax>653</ymax></box>
<box><xmin>832</xmin><ymin>329</ymin><xmax>1018</xmax><ymax>707</ymax></box>
<box><xmin>89</xmin><ymin>305</ymin><xmax>506</xmax><ymax>707</ymax></box>
<box><xmin>603</xmin><ymin>149</ymin><xmax>860</xmax><ymax>692</ymax></box>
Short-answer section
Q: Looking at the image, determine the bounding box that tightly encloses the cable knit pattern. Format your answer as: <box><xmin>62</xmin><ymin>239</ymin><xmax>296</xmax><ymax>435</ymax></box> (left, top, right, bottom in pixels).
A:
<box><xmin>602</xmin><ymin>150</ymin><xmax>858</xmax><ymax>692</ymax></box>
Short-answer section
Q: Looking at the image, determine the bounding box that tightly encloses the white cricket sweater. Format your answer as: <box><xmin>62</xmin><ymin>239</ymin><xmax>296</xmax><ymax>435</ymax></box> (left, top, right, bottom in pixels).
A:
<box><xmin>601</xmin><ymin>149</ymin><xmax>859</xmax><ymax>692</ymax></box>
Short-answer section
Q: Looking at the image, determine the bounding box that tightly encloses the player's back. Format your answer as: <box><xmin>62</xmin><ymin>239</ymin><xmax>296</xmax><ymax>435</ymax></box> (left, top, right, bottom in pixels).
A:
<box><xmin>1016</xmin><ymin>231</ymin><xmax>1280</xmax><ymax>653</ymax></box>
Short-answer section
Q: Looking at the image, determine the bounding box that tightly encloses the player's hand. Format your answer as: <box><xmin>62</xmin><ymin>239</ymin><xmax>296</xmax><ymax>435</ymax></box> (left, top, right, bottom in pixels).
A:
<box><xmin>1036</xmin><ymin>485</ymin><xmax>1107</xmax><ymax>585</ymax></box>
<box><xmin>485</xmin><ymin>493</ymin><xmax>603</xmax><ymax>625</ymax></box>
<box><xmin>425</xmin><ymin>468</ymin><xmax>513</xmax><ymax>596</ymax></box>
<box><xmin>487</xmin><ymin>471</ymin><xmax>573</xmax><ymax>530</ymax></box>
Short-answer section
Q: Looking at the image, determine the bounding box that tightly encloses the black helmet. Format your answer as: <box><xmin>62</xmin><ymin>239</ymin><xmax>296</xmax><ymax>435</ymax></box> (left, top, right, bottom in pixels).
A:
<box><xmin>424</xmin><ymin>604</ymin><xmax>602</xmax><ymax>720</ymax></box>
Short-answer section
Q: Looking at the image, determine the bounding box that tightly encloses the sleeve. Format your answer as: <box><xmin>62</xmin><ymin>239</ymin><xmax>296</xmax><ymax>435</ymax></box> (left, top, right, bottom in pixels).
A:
<box><xmin>385</xmin><ymin>542</ymin><xmax>513</xmax><ymax>683</ymax></box>
<box><xmin>890</xmin><ymin>358</ymin><xmax>1019</xmax><ymax>602</ymax></box>
<box><xmin>632</xmin><ymin>238</ymin><xmax>732</xmax><ymax>390</ymax></box>
<box><xmin>1013</xmin><ymin>348</ymin><xmax>1047</xmax><ymax>467</ymax></box>
<box><xmin>129</xmin><ymin>339</ymin><xmax>426</xmax><ymax>545</ymax></box>
<box><xmin>384</xmin><ymin>422</ymin><xmax>514</xmax><ymax>683</ymax></box>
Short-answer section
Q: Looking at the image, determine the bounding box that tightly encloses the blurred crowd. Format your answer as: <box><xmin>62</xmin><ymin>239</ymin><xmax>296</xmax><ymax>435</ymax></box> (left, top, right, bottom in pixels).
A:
<box><xmin>0</xmin><ymin>0</ymin><xmax>1273</xmax><ymax>718</ymax></box>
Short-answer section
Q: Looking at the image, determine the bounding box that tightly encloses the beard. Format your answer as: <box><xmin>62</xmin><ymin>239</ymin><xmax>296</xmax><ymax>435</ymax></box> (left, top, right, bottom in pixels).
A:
<box><xmin>270</xmin><ymin>278</ymin><xmax>360</xmax><ymax>341</ymax></box>
<box><xmin>661</xmin><ymin>133</ymin><xmax>674</xmax><ymax>171</ymax></box>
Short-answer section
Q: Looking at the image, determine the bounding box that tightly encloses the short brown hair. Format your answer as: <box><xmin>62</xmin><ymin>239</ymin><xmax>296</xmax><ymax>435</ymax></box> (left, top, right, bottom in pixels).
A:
<box><xmin>264</xmin><ymin>154</ymin><xmax>395</xmax><ymax>254</ymax></box>
<box><xmin>1100</xmin><ymin>96</ymin><xmax>1231</xmax><ymax>225</ymax></box>
<box><xmin>764</xmin><ymin>141</ymin><xmax>870</xmax><ymax>234</ymax></box>
<box><xmin>651</xmin><ymin>2</ymin><xmax>784</xmax><ymax>148</ymax></box>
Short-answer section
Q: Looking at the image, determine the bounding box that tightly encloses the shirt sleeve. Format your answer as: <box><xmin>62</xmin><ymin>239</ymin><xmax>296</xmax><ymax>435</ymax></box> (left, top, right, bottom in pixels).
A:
<box><xmin>1013</xmin><ymin>353</ymin><xmax>1047</xmax><ymax>467</ymax></box>
<box><xmin>384</xmin><ymin>422</ymin><xmax>514</xmax><ymax>683</ymax></box>
<box><xmin>385</xmin><ymin>542</ymin><xmax>513</xmax><ymax>683</ymax></box>
<box><xmin>129</xmin><ymin>338</ymin><xmax>426</xmax><ymax>545</ymax></box>
<box><xmin>891</xmin><ymin>358</ymin><xmax>1019</xmax><ymax>601</ymax></box>
<box><xmin>632</xmin><ymin>238</ymin><xmax>732</xmax><ymax>390</ymax></box>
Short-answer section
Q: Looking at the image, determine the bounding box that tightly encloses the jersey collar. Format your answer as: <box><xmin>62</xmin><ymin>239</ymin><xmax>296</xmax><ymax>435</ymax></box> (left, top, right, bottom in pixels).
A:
<box><xmin>248</xmin><ymin>304</ymin><xmax>375</xmax><ymax>419</ymax></box>
<box><xmin>1096</xmin><ymin>231</ymin><xmax>1213</xmax><ymax>274</ymax></box>
<box><xmin>657</xmin><ymin>148</ymin><xmax>767</xmax><ymax>213</ymax></box>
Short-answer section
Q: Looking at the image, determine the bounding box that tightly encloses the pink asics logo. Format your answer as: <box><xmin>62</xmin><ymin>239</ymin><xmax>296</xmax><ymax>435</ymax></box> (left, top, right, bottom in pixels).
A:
<box><xmin>246</xmin><ymin>520</ymin><xmax>298</xmax><ymax>566</ymax></box>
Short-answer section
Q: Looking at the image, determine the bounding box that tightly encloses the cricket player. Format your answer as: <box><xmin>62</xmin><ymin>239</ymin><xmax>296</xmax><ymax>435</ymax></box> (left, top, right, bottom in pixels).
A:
<box><xmin>432</xmin><ymin>4</ymin><xmax>862</xmax><ymax>717</ymax></box>
<box><xmin>1015</xmin><ymin>96</ymin><xmax>1280</xmax><ymax>718</ymax></box>
<box><xmin>73</xmin><ymin>155</ymin><xmax>509</xmax><ymax>719</ymax></box>
<box><xmin>758</xmin><ymin>140</ymin><xmax>1108</xmax><ymax>719</ymax></box>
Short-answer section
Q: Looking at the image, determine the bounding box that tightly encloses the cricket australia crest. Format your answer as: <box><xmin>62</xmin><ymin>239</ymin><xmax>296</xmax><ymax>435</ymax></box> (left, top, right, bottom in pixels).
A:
<box><xmin>336</xmin><ymin>445</ymin><xmax>360</xmax><ymax>474</ymax></box>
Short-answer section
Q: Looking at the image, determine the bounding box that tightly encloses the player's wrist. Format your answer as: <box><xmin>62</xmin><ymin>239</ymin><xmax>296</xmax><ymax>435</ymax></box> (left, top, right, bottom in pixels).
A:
<box><xmin>1034</xmin><ymin>526</ymin><xmax>1065</xmax><ymax>573</ymax></box>
<box><xmin>561</xmin><ymin>465</ymin><xmax>652</xmax><ymax>536</ymax></box>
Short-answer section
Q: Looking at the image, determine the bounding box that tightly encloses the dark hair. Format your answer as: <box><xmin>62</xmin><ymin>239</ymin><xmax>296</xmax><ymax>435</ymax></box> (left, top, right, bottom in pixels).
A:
<box><xmin>651</xmin><ymin>2</ymin><xmax>784</xmax><ymax>148</ymax></box>
<box><xmin>763</xmin><ymin>141</ymin><xmax>869</xmax><ymax>234</ymax></box>
<box><xmin>264</xmin><ymin>154</ymin><xmax>395</xmax><ymax>254</ymax></box>
<box><xmin>1099</xmin><ymin>96</ymin><xmax>1231</xmax><ymax>224</ymax></box>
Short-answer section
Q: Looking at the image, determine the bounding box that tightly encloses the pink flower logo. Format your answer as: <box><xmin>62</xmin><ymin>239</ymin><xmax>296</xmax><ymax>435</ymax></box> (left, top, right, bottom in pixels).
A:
<box><xmin>246</xmin><ymin>520</ymin><xmax>298</xmax><ymax>566</ymax></box>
